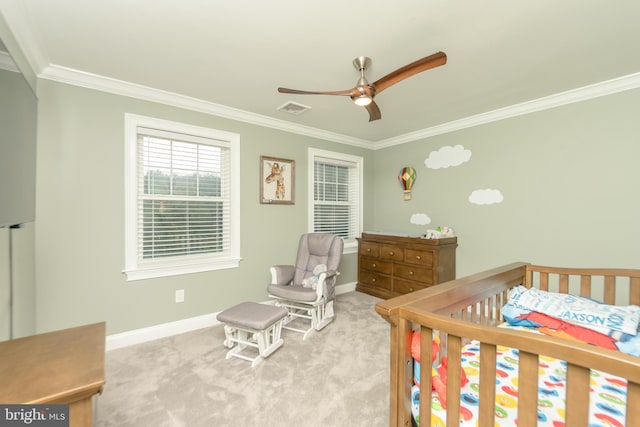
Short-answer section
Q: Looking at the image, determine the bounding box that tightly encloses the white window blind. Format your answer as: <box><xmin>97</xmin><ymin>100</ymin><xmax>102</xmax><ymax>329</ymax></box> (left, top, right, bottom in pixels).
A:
<box><xmin>138</xmin><ymin>128</ymin><xmax>230</xmax><ymax>260</ymax></box>
<box><xmin>309</xmin><ymin>149</ymin><xmax>362</xmax><ymax>244</ymax></box>
<box><xmin>124</xmin><ymin>114</ymin><xmax>240</xmax><ymax>280</ymax></box>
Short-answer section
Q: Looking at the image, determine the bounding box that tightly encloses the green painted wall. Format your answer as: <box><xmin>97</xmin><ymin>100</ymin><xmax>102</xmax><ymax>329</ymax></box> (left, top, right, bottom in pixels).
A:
<box><xmin>26</xmin><ymin>76</ymin><xmax>640</xmax><ymax>336</ymax></box>
<box><xmin>0</xmin><ymin>68</ymin><xmax>37</xmax><ymax>227</ymax></box>
<box><xmin>34</xmin><ymin>80</ymin><xmax>373</xmax><ymax>335</ymax></box>
<box><xmin>0</xmin><ymin>16</ymin><xmax>38</xmax><ymax>340</ymax></box>
<box><xmin>371</xmin><ymin>89</ymin><xmax>640</xmax><ymax>276</ymax></box>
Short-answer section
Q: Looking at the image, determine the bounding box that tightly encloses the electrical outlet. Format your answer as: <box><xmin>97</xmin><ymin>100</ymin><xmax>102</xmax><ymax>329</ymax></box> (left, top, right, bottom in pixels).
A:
<box><xmin>175</xmin><ymin>289</ymin><xmax>185</xmax><ymax>303</ymax></box>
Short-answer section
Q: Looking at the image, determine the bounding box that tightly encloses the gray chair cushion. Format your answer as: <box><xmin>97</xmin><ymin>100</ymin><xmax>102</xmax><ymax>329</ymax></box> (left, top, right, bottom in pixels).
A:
<box><xmin>217</xmin><ymin>302</ymin><xmax>288</xmax><ymax>330</ymax></box>
<box><xmin>267</xmin><ymin>283</ymin><xmax>319</xmax><ymax>302</ymax></box>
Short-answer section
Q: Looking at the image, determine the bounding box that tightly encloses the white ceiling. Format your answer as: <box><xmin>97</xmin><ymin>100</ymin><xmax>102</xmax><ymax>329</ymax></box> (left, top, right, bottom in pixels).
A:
<box><xmin>2</xmin><ymin>1</ymin><xmax>640</xmax><ymax>147</ymax></box>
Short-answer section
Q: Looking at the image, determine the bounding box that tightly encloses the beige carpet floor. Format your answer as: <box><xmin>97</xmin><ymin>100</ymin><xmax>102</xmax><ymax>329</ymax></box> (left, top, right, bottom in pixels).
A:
<box><xmin>96</xmin><ymin>291</ymin><xmax>390</xmax><ymax>427</ymax></box>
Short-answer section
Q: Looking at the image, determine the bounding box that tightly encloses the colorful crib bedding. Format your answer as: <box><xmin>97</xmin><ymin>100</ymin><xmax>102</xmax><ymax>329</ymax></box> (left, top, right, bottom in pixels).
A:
<box><xmin>411</xmin><ymin>333</ymin><xmax>629</xmax><ymax>427</ymax></box>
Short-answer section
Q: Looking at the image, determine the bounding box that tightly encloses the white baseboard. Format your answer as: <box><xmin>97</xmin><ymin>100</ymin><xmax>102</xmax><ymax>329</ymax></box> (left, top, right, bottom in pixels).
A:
<box><xmin>335</xmin><ymin>281</ymin><xmax>356</xmax><ymax>295</ymax></box>
<box><xmin>105</xmin><ymin>312</ymin><xmax>221</xmax><ymax>351</ymax></box>
<box><xmin>106</xmin><ymin>281</ymin><xmax>357</xmax><ymax>351</ymax></box>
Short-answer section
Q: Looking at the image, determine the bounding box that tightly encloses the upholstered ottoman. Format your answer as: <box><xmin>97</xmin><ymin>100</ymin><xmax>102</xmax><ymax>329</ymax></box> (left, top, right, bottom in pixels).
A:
<box><xmin>216</xmin><ymin>302</ymin><xmax>288</xmax><ymax>367</ymax></box>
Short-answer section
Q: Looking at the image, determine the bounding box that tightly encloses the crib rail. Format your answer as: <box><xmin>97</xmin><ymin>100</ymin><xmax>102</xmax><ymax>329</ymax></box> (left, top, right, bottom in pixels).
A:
<box><xmin>524</xmin><ymin>264</ymin><xmax>640</xmax><ymax>306</ymax></box>
<box><xmin>375</xmin><ymin>262</ymin><xmax>640</xmax><ymax>427</ymax></box>
<box><xmin>405</xmin><ymin>310</ymin><xmax>640</xmax><ymax>427</ymax></box>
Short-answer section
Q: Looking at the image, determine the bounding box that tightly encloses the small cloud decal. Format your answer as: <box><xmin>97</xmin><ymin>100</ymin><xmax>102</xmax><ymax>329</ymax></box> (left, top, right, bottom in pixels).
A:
<box><xmin>410</xmin><ymin>213</ymin><xmax>432</xmax><ymax>225</ymax></box>
<box><xmin>469</xmin><ymin>189</ymin><xmax>504</xmax><ymax>205</ymax></box>
<box><xmin>425</xmin><ymin>145</ymin><xmax>472</xmax><ymax>169</ymax></box>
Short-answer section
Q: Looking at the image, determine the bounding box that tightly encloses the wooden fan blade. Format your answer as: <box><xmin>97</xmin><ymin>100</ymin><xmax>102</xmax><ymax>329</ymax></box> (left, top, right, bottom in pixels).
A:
<box><xmin>278</xmin><ymin>87</ymin><xmax>355</xmax><ymax>96</ymax></box>
<box><xmin>372</xmin><ymin>52</ymin><xmax>447</xmax><ymax>94</ymax></box>
<box><xmin>365</xmin><ymin>100</ymin><xmax>381</xmax><ymax>122</ymax></box>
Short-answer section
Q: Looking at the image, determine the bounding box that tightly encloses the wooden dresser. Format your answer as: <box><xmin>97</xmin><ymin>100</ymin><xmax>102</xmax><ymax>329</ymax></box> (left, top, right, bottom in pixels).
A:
<box><xmin>356</xmin><ymin>232</ymin><xmax>457</xmax><ymax>299</ymax></box>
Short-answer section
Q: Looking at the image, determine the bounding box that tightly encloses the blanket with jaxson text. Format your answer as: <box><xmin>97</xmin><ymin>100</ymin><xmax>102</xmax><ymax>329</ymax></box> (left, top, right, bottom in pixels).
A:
<box><xmin>506</xmin><ymin>286</ymin><xmax>640</xmax><ymax>336</ymax></box>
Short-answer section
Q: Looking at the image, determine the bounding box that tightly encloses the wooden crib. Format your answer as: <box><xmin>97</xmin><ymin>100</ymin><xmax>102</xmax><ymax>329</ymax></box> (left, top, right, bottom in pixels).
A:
<box><xmin>375</xmin><ymin>262</ymin><xmax>640</xmax><ymax>427</ymax></box>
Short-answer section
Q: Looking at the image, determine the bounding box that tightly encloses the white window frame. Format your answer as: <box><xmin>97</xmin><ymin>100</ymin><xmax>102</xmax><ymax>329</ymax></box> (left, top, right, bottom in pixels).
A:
<box><xmin>308</xmin><ymin>148</ymin><xmax>363</xmax><ymax>254</ymax></box>
<box><xmin>124</xmin><ymin>113</ymin><xmax>240</xmax><ymax>281</ymax></box>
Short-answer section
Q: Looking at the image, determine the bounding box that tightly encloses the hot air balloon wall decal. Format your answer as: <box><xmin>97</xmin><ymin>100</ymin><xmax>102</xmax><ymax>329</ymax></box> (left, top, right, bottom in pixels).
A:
<box><xmin>398</xmin><ymin>167</ymin><xmax>416</xmax><ymax>201</ymax></box>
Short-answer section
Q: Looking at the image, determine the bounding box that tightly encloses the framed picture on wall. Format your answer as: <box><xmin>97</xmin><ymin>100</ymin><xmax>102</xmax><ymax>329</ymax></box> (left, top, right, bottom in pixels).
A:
<box><xmin>260</xmin><ymin>156</ymin><xmax>295</xmax><ymax>204</ymax></box>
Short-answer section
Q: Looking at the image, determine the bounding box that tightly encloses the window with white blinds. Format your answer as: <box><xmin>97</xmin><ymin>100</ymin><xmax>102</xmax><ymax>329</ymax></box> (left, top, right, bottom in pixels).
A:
<box><xmin>124</xmin><ymin>114</ymin><xmax>240</xmax><ymax>280</ymax></box>
<box><xmin>308</xmin><ymin>148</ymin><xmax>363</xmax><ymax>251</ymax></box>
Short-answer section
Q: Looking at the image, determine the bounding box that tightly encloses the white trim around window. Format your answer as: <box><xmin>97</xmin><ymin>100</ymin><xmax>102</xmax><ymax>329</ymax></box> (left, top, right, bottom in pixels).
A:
<box><xmin>124</xmin><ymin>113</ymin><xmax>240</xmax><ymax>280</ymax></box>
<box><xmin>308</xmin><ymin>148</ymin><xmax>363</xmax><ymax>254</ymax></box>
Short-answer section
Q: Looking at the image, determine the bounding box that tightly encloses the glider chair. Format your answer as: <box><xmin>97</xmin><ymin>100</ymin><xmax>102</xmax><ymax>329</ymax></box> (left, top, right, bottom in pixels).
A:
<box><xmin>267</xmin><ymin>233</ymin><xmax>343</xmax><ymax>339</ymax></box>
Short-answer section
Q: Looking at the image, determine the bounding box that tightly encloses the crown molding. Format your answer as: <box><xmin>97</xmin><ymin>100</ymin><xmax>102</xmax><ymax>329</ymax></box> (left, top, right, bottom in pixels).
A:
<box><xmin>38</xmin><ymin>64</ymin><xmax>374</xmax><ymax>149</ymax></box>
<box><xmin>4</xmin><ymin>3</ymin><xmax>640</xmax><ymax>149</ymax></box>
<box><xmin>0</xmin><ymin>50</ymin><xmax>18</xmax><ymax>72</ymax></box>
<box><xmin>0</xmin><ymin>1</ymin><xmax>46</xmax><ymax>84</ymax></box>
<box><xmin>373</xmin><ymin>72</ymin><xmax>640</xmax><ymax>149</ymax></box>
<box><xmin>40</xmin><ymin>64</ymin><xmax>640</xmax><ymax>151</ymax></box>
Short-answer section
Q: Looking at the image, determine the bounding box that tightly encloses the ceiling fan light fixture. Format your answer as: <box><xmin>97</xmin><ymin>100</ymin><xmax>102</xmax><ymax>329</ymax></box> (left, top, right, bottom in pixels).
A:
<box><xmin>354</xmin><ymin>95</ymin><xmax>372</xmax><ymax>106</ymax></box>
<box><xmin>278</xmin><ymin>51</ymin><xmax>446</xmax><ymax>122</ymax></box>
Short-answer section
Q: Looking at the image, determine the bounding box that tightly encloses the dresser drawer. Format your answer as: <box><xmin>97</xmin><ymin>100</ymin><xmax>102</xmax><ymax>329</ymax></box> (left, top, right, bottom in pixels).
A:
<box><xmin>359</xmin><ymin>257</ymin><xmax>393</xmax><ymax>275</ymax></box>
<box><xmin>359</xmin><ymin>271</ymin><xmax>392</xmax><ymax>290</ymax></box>
<box><xmin>356</xmin><ymin>233</ymin><xmax>456</xmax><ymax>298</ymax></box>
<box><xmin>405</xmin><ymin>249</ymin><xmax>433</xmax><ymax>267</ymax></box>
<box><xmin>359</xmin><ymin>242</ymin><xmax>380</xmax><ymax>258</ymax></box>
<box><xmin>380</xmin><ymin>245</ymin><xmax>404</xmax><ymax>262</ymax></box>
<box><xmin>394</xmin><ymin>279</ymin><xmax>428</xmax><ymax>294</ymax></box>
<box><xmin>356</xmin><ymin>283</ymin><xmax>395</xmax><ymax>300</ymax></box>
<box><xmin>394</xmin><ymin>264</ymin><xmax>433</xmax><ymax>284</ymax></box>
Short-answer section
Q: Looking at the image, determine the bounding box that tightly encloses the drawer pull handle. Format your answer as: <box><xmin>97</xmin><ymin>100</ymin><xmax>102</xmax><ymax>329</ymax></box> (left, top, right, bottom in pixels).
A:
<box><xmin>415</xmin><ymin>255</ymin><xmax>421</xmax><ymax>260</ymax></box>
<box><xmin>372</xmin><ymin>278</ymin><xmax>376</xmax><ymax>282</ymax></box>
<box><xmin>409</xmin><ymin>271</ymin><xmax>414</xmax><ymax>275</ymax></box>
<box><xmin>372</xmin><ymin>263</ymin><xmax>377</xmax><ymax>268</ymax></box>
<box><xmin>367</xmin><ymin>248</ymin><xmax>371</xmax><ymax>253</ymax></box>
<box><xmin>409</xmin><ymin>288</ymin><xmax>414</xmax><ymax>292</ymax></box>
<box><xmin>389</xmin><ymin>251</ymin><xmax>394</xmax><ymax>256</ymax></box>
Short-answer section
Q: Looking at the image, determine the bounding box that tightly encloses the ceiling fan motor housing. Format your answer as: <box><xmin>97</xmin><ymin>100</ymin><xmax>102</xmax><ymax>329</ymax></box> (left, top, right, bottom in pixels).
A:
<box><xmin>351</xmin><ymin>56</ymin><xmax>374</xmax><ymax>102</ymax></box>
<box><xmin>352</xmin><ymin>56</ymin><xmax>371</xmax><ymax>71</ymax></box>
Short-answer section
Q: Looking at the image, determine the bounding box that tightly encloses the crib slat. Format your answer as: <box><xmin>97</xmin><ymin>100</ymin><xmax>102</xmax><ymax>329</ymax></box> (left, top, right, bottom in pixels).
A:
<box><xmin>419</xmin><ymin>327</ymin><xmax>433</xmax><ymax>427</ymax></box>
<box><xmin>580</xmin><ymin>275</ymin><xmax>591</xmax><ymax>298</ymax></box>
<box><xmin>480</xmin><ymin>300</ymin><xmax>491</xmax><ymax>325</ymax></box>
<box><xmin>539</xmin><ymin>272</ymin><xmax>549</xmax><ymax>291</ymax></box>
<box><xmin>496</xmin><ymin>290</ymin><xmax>508</xmax><ymax>320</ymax></box>
<box><xmin>627</xmin><ymin>382</ymin><xmax>640</xmax><ymax>427</ymax></box>
<box><xmin>564</xmin><ymin>364</ymin><xmax>589</xmax><ymax>427</ymax></box>
<box><xmin>393</xmin><ymin>316</ymin><xmax>413</xmax><ymax>427</ymax></box>
<box><xmin>559</xmin><ymin>273</ymin><xmax>569</xmax><ymax>294</ymax></box>
<box><xmin>489</xmin><ymin>296</ymin><xmax>496</xmax><ymax>325</ymax></box>
<box><xmin>478</xmin><ymin>342</ymin><xmax>497</xmax><ymax>426</ymax></box>
<box><xmin>631</xmin><ymin>277</ymin><xmax>640</xmax><ymax>306</ymax></box>
<box><xmin>517</xmin><ymin>351</ymin><xmax>538</xmax><ymax>427</ymax></box>
<box><xmin>603</xmin><ymin>275</ymin><xmax>615</xmax><ymax>304</ymax></box>
<box><xmin>445</xmin><ymin>335</ymin><xmax>462</xmax><ymax>427</ymax></box>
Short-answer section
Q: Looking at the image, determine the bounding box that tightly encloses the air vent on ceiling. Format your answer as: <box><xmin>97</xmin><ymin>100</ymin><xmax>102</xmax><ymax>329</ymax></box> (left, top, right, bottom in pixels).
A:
<box><xmin>277</xmin><ymin>101</ymin><xmax>311</xmax><ymax>115</ymax></box>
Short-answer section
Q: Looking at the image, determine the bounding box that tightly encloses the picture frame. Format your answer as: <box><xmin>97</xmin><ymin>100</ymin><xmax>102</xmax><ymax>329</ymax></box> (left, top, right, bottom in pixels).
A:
<box><xmin>260</xmin><ymin>155</ymin><xmax>295</xmax><ymax>204</ymax></box>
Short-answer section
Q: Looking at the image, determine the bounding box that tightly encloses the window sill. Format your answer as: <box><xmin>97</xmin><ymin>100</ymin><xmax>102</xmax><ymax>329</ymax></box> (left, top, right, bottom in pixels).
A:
<box><xmin>343</xmin><ymin>240</ymin><xmax>358</xmax><ymax>255</ymax></box>
<box><xmin>124</xmin><ymin>258</ymin><xmax>240</xmax><ymax>281</ymax></box>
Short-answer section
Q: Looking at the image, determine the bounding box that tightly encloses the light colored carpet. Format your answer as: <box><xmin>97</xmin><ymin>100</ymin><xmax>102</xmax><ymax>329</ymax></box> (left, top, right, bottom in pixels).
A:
<box><xmin>96</xmin><ymin>291</ymin><xmax>390</xmax><ymax>427</ymax></box>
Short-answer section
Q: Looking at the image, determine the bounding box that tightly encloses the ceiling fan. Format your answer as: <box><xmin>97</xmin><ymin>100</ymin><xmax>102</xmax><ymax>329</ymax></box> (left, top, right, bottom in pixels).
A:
<box><xmin>278</xmin><ymin>52</ymin><xmax>447</xmax><ymax>122</ymax></box>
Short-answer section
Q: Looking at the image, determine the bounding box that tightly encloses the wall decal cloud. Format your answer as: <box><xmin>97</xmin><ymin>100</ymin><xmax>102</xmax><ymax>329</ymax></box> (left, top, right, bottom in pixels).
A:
<box><xmin>410</xmin><ymin>213</ymin><xmax>432</xmax><ymax>225</ymax></box>
<box><xmin>425</xmin><ymin>145</ymin><xmax>472</xmax><ymax>169</ymax></box>
<box><xmin>468</xmin><ymin>189</ymin><xmax>504</xmax><ymax>205</ymax></box>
